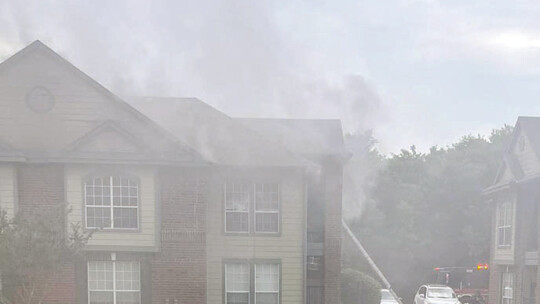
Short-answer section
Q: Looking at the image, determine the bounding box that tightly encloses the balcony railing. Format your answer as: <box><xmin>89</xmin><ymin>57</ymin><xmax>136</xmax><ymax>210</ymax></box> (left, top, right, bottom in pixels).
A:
<box><xmin>307</xmin><ymin>232</ymin><xmax>324</xmax><ymax>256</ymax></box>
<box><xmin>307</xmin><ymin>286</ymin><xmax>324</xmax><ymax>304</ymax></box>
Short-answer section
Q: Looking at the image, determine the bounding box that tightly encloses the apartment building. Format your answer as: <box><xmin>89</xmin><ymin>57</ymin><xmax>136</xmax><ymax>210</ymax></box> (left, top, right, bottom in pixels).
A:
<box><xmin>0</xmin><ymin>41</ymin><xmax>346</xmax><ymax>304</ymax></box>
<box><xmin>484</xmin><ymin>117</ymin><xmax>540</xmax><ymax>304</ymax></box>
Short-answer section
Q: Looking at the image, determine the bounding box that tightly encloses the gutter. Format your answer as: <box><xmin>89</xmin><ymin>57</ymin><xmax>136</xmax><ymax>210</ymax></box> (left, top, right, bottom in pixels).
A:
<box><xmin>483</xmin><ymin>173</ymin><xmax>540</xmax><ymax>196</ymax></box>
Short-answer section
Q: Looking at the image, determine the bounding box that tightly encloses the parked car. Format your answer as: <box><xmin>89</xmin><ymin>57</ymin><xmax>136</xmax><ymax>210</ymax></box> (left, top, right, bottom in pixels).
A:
<box><xmin>414</xmin><ymin>285</ymin><xmax>460</xmax><ymax>304</ymax></box>
<box><xmin>381</xmin><ymin>289</ymin><xmax>400</xmax><ymax>304</ymax></box>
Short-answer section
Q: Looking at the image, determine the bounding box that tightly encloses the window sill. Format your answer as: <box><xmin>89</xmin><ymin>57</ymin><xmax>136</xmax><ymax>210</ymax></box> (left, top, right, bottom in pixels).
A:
<box><xmin>86</xmin><ymin>227</ymin><xmax>141</xmax><ymax>233</ymax></box>
<box><xmin>223</xmin><ymin>231</ymin><xmax>281</xmax><ymax>237</ymax></box>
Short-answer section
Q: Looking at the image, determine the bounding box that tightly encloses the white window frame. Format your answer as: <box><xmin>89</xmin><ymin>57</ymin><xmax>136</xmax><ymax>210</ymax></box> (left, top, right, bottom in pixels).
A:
<box><xmin>255</xmin><ymin>263</ymin><xmax>280</xmax><ymax>304</ymax></box>
<box><xmin>85</xmin><ymin>175</ymin><xmax>139</xmax><ymax>230</ymax></box>
<box><xmin>224</xmin><ymin>183</ymin><xmax>251</xmax><ymax>233</ymax></box>
<box><xmin>224</xmin><ymin>182</ymin><xmax>280</xmax><ymax>234</ymax></box>
<box><xmin>254</xmin><ymin>183</ymin><xmax>280</xmax><ymax>234</ymax></box>
<box><xmin>225</xmin><ymin>262</ymin><xmax>281</xmax><ymax>304</ymax></box>
<box><xmin>87</xmin><ymin>260</ymin><xmax>141</xmax><ymax>304</ymax></box>
<box><xmin>497</xmin><ymin>201</ymin><xmax>513</xmax><ymax>248</ymax></box>
<box><xmin>225</xmin><ymin>263</ymin><xmax>251</xmax><ymax>304</ymax></box>
<box><xmin>501</xmin><ymin>272</ymin><xmax>514</xmax><ymax>304</ymax></box>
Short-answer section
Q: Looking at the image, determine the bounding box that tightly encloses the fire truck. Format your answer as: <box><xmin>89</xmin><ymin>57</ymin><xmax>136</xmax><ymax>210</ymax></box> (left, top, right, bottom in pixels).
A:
<box><xmin>433</xmin><ymin>264</ymin><xmax>489</xmax><ymax>304</ymax></box>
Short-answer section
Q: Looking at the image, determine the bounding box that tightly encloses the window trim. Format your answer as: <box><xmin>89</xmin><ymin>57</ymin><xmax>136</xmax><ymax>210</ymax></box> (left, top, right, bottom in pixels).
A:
<box><xmin>223</xmin><ymin>259</ymin><xmax>281</xmax><ymax>304</ymax></box>
<box><xmin>224</xmin><ymin>183</ymin><xmax>251</xmax><ymax>234</ymax></box>
<box><xmin>87</xmin><ymin>260</ymin><xmax>141</xmax><ymax>304</ymax></box>
<box><xmin>501</xmin><ymin>272</ymin><xmax>514</xmax><ymax>304</ymax></box>
<box><xmin>254</xmin><ymin>183</ymin><xmax>281</xmax><ymax>235</ymax></box>
<box><xmin>254</xmin><ymin>263</ymin><xmax>280</xmax><ymax>304</ymax></box>
<box><xmin>223</xmin><ymin>182</ymin><xmax>281</xmax><ymax>236</ymax></box>
<box><xmin>225</xmin><ymin>263</ymin><xmax>251</xmax><ymax>304</ymax></box>
<box><xmin>497</xmin><ymin>201</ymin><xmax>513</xmax><ymax>248</ymax></box>
<box><xmin>83</xmin><ymin>173</ymin><xmax>141</xmax><ymax>232</ymax></box>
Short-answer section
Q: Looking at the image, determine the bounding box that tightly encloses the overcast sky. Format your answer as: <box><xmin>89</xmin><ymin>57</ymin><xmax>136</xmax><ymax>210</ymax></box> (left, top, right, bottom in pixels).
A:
<box><xmin>1</xmin><ymin>0</ymin><xmax>539</xmax><ymax>153</ymax></box>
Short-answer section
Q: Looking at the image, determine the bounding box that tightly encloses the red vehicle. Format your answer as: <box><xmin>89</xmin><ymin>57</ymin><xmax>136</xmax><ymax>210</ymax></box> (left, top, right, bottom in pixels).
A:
<box><xmin>434</xmin><ymin>265</ymin><xmax>489</xmax><ymax>304</ymax></box>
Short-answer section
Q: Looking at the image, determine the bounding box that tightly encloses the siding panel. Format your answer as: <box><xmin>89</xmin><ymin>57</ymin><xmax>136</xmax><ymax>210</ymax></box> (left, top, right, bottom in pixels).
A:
<box><xmin>65</xmin><ymin>165</ymin><xmax>157</xmax><ymax>249</ymax></box>
<box><xmin>206</xmin><ymin>168</ymin><xmax>305</xmax><ymax>304</ymax></box>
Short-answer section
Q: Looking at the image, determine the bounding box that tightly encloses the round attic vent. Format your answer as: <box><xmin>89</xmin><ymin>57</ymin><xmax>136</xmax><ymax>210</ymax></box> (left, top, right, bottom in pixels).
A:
<box><xmin>26</xmin><ymin>86</ymin><xmax>55</xmax><ymax>113</ymax></box>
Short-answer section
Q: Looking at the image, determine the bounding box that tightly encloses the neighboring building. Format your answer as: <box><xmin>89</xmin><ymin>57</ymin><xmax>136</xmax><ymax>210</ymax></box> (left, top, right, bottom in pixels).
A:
<box><xmin>0</xmin><ymin>41</ymin><xmax>347</xmax><ymax>304</ymax></box>
<box><xmin>484</xmin><ymin>117</ymin><xmax>540</xmax><ymax>304</ymax></box>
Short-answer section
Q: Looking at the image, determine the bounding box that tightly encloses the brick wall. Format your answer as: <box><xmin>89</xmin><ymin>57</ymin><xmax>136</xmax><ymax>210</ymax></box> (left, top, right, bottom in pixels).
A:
<box><xmin>324</xmin><ymin>163</ymin><xmax>343</xmax><ymax>304</ymax></box>
<box><xmin>16</xmin><ymin>164</ymin><xmax>76</xmax><ymax>304</ymax></box>
<box><xmin>489</xmin><ymin>265</ymin><xmax>500</xmax><ymax>304</ymax></box>
<box><xmin>151</xmin><ymin>168</ymin><xmax>207</xmax><ymax>304</ymax></box>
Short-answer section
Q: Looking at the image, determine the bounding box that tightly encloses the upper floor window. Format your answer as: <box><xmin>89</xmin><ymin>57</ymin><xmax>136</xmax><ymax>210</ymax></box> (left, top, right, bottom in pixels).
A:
<box><xmin>225</xmin><ymin>183</ymin><xmax>251</xmax><ymax>233</ymax></box>
<box><xmin>254</xmin><ymin>183</ymin><xmax>280</xmax><ymax>233</ymax></box>
<box><xmin>85</xmin><ymin>175</ymin><xmax>139</xmax><ymax>230</ymax></box>
<box><xmin>497</xmin><ymin>201</ymin><xmax>513</xmax><ymax>247</ymax></box>
<box><xmin>224</xmin><ymin>182</ymin><xmax>280</xmax><ymax>234</ymax></box>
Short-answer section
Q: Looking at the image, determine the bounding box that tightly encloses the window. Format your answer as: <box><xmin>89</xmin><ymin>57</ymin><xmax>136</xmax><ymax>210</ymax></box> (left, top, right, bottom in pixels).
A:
<box><xmin>225</xmin><ymin>263</ymin><xmax>250</xmax><ymax>304</ymax></box>
<box><xmin>497</xmin><ymin>201</ymin><xmax>513</xmax><ymax>247</ymax></box>
<box><xmin>254</xmin><ymin>184</ymin><xmax>279</xmax><ymax>233</ymax></box>
<box><xmin>502</xmin><ymin>272</ymin><xmax>514</xmax><ymax>304</ymax></box>
<box><xmin>255</xmin><ymin>264</ymin><xmax>279</xmax><ymax>304</ymax></box>
<box><xmin>88</xmin><ymin>261</ymin><xmax>140</xmax><ymax>304</ymax></box>
<box><xmin>225</xmin><ymin>262</ymin><xmax>280</xmax><ymax>304</ymax></box>
<box><xmin>224</xmin><ymin>182</ymin><xmax>280</xmax><ymax>234</ymax></box>
<box><xmin>85</xmin><ymin>176</ymin><xmax>139</xmax><ymax>229</ymax></box>
<box><xmin>225</xmin><ymin>183</ymin><xmax>251</xmax><ymax>233</ymax></box>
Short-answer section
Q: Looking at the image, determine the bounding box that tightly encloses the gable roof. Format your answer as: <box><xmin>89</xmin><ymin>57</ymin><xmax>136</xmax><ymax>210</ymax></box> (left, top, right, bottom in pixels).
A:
<box><xmin>0</xmin><ymin>40</ymin><xmax>207</xmax><ymax>165</ymax></box>
<box><xmin>236</xmin><ymin>118</ymin><xmax>349</xmax><ymax>163</ymax></box>
<box><xmin>127</xmin><ymin>97</ymin><xmax>317</xmax><ymax>167</ymax></box>
<box><xmin>485</xmin><ymin>116</ymin><xmax>540</xmax><ymax>194</ymax></box>
<box><xmin>515</xmin><ymin>116</ymin><xmax>540</xmax><ymax>158</ymax></box>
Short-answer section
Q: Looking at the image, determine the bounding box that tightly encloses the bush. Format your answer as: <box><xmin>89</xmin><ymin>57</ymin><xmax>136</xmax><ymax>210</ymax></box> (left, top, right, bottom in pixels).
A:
<box><xmin>342</xmin><ymin>268</ymin><xmax>382</xmax><ymax>304</ymax></box>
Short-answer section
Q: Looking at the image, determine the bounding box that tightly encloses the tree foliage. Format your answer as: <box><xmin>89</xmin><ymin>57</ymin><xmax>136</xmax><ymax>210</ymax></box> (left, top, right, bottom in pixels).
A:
<box><xmin>342</xmin><ymin>268</ymin><xmax>382</xmax><ymax>304</ymax></box>
<box><xmin>347</xmin><ymin>125</ymin><xmax>513</xmax><ymax>302</ymax></box>
<box><xmin>0</xmin><ymin>205</ymin><xmax>92</xmax><ymax>304</ymax></box>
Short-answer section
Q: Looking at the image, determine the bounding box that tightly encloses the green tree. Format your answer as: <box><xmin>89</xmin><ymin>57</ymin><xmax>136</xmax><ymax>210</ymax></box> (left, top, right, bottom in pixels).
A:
<box><xmin>348</xmin><ymin>125</ymin><xmax>513</xmax><ymax>302</ymax></box>
<box><xmin>342</xmin><ymin>268</ymin><xmax>382</xmax><ymax>304</ymax></box>
<box><xmin>0</xmin><ymin>205</ymin><xmax>92</xmax><ymax>304</ymax></box>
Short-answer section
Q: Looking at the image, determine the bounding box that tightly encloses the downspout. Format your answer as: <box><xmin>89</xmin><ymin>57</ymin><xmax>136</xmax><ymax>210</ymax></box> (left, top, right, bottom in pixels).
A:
<box><xmin>342</xmin><ymin>220</ymin><xmax>404</xmax><ymax>304</ymax></box>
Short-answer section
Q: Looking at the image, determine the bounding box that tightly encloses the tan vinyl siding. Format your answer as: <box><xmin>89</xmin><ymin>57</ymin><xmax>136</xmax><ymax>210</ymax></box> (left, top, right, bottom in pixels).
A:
<box><xmin>65</xmin><ymin>165</ymin><xmax>157</xmax><ymax>249</ymax></box>
<box><xmin>0</xmin><ymin>51</ymin><xmax>122</xmax><ymax>151</ymax></box>
<box><xmin>206</xmin><ymin>168</ymin><xmax>305</xmax><ymax>304</ymax></box>
<box><xmin>513</xmin><ymin>132</ymin><xmax>540</xmax><ymax>176</ymax></box>
<box><xmin>0</xmin><ymin>164</ymin><xmax>16</xmax><ymax>218</ymax></box>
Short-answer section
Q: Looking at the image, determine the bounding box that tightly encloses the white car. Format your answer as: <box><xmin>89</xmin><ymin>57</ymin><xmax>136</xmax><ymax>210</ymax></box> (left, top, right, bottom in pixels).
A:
<box><xmin>381</xmin><ymin>289</ymin><xmax>400</xmax><ymax>304</ymax></box>
<box><xmin>414</xmin><ymin>285</ymin><xmax>460</xmax><ymax>304</ymax></box>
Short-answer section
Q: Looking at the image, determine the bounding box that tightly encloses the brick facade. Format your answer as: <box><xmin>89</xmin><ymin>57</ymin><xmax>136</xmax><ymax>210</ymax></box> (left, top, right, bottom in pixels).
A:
<box><xmin>151</xmin><ymin>168</ymin><xmax>208</xmax><ymax>304</ymax></box>
<box><xmin>488</xmin><ymin>265</ymin><xmax>500</xmax><ymax>304</ymax></box>
<box><xmin>16</xmin><ymin>164</ymin><xmax>76</xmax><ymax>304</ymax></box>
<box><xmin>4</xmin><ymin>162</ymin><xmax>343</xmax><ymax>304</ymax></box>
<box><xmin>324</xmin><ymin>163</ymin><xmax>343</xmax><ymax>304</ymax></box>
<box><xmin>0</xmin><ymin>41</ymin><xmax>345</xmax><ymax>304</ymax></box>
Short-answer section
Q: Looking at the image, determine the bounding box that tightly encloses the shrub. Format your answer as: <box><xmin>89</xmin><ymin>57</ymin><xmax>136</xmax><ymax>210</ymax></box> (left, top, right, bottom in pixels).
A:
<box><xmin>342</xmin><ymin>268</ymin><xmax>382</xmax><ymax>304</ymax></box>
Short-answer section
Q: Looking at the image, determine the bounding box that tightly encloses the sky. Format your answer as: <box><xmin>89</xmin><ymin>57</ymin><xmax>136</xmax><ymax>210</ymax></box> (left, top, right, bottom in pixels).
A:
<box><xmin>1</xmin><ymin>0</ymin><xmax>540</xmax><ymax>153</ymax></box>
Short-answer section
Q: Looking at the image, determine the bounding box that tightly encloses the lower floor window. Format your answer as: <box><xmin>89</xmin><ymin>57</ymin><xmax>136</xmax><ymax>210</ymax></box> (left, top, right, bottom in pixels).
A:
<box><xmin>225</xmin><ymin>262</ymin><xmax>280</xmax><ymax>304</ymax></box>
<box><xmin>502</xmin><ymin>272</ymin><xmax>514</xmax><ymax>304</ymax></box>
<box><xmin>255</xmin><ymin>263</ymin><xmax>279</xmax><ymax>304</ymax></box>
<box><xmin>88</xmin><ymin>261</ymin><xmax>140</xmax><ymax>304</ymax></box>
